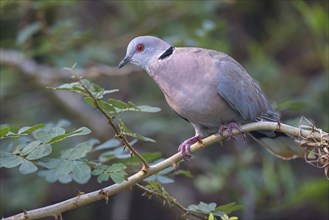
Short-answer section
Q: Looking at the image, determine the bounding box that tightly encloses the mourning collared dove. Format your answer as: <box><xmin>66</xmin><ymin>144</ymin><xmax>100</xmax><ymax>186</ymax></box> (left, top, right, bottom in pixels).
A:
<box><xmin>119</xmin><ymin>36</ymin><xmax>304</xmax><ymax>160</ymax></box>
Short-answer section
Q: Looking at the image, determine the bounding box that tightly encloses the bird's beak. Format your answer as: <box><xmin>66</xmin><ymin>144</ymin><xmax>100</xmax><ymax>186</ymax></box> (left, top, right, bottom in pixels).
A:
<box><xmin>118</xmin><ymin>55</ymin><xmax>132</xmax><ymax>69</ymax></box>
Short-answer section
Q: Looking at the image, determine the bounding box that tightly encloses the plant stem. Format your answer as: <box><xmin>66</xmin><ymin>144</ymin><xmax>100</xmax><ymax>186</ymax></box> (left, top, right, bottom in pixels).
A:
<box><xmin>74</xmin><ymin>74</ymin><xmax>150</xmax><ymax>170</ymax></box>
<box><xmin>136</xmin><ymin>183</ymin><xmax>207</xmax><ymax>219</ymax></box>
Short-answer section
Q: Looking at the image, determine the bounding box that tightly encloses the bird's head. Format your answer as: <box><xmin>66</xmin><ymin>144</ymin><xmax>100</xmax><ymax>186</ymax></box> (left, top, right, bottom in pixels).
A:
<box><xmin>118</xmin><ymin>36</ymin><xmax>172</xmax><ymax>70</ymax></box>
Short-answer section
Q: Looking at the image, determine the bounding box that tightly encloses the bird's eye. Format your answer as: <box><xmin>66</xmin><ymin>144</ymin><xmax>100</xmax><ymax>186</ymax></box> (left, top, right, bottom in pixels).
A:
<box><xmin>136</xmin><ymin>43</ymin><xmax>144</xmax><ymax>52</ymax></box>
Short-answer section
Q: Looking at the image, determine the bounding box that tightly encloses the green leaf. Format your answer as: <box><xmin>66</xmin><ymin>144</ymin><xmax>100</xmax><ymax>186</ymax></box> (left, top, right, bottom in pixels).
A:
<box><xmin>18</xmin><ymin>124</ymin><xmax>45</xmax><ymax>134</ymax></box>
<box><xmin>188</xmin><ymin>204</ymin><xmax>199</xmax><ymax>211</ymax></box>
<box><xmin>5</xmin><ymin>133</ymin><xmax>21</xmax><ymax>138</ymax></box>
<box><xmin>38</xmin><ymin>158</ymin><xmax>61</xmax><ymax>169</ymax></box>
<box><xmin>105</xmin><ymin>163</ymin><xmax>127</xmax><ymax>172</ymax></box>
<box><xmin>188</xmin><ymin>202</ymin><xmax>217</xmax><ymax>213</ymax></box>
<box><xmin>87</xmin><ymin>83</ymin><xmax>108</xmax><ymax>99</ymax></box>
<box><xmin>198</xmin><ymin>202</ymin><xmax>210</xmax><ymax>211</ymax></box>
<box><xmin>94</xmin><ymin>138</ymin><xmax>120</xmax><ymax>150</ymax></box>
<box><xmin>46</xmin><ymin>127</ymin><xmax>91</xmax><ymax>144</ymax></box>
<box><xmin>50</xmin><ymin>127</ymin><xmax>66</xmax><ymax>136</ymax></box>
<box><xmin>109</xmin><ymin>172</ymin><xmax>126</xmax><ymax>183</ymax></box>
<box><xmin>19</xmin><ymin>160</ymin><xmax>38</xmax><ymax>174</ymax></box>
<box><xmin>20</xmin><ymin>141</ymin><xmax>42</xmax><ymax>156</ymax></box>
<box><xmin>147</xmin><ymin>180</ymin><xmax>162</xmax><ymax>190</ymax></box>
<box><xmin>38</xmin><ymin>170</ymin><xmax>59</xmax><ymax>183</ymax></box>
<box><xmin>108</xmin><ymin>98</ymin><xmax>128</xmax><ymax>109</ymax></box>
<box><xmin>97</xmin><ymin>173</ymin><xmax>110</xmax><ymax>183</ymax></box>
<box><xmin>103</xmin><ymin>89</ymin><xmax>119</xmax><ymax>95</ymax></box>
<box><xmin>35</xmin><ymin>127</ymin><xmax>66</xmax><ymax>143</ymax></box>
<box><xmin>35</xmin><ymin>130</ymin><xmax>54</xmax><ymax>143</ymax></box>
<box><xmin>86</xmin><ymin>81</ymin><xmax>100</xmax><ymax>94</ymax></box>
<box><xmin>98</xmin><ymin>100</ymin><xmax>116</xmax><ymax>113</ymax></box>
<box><xmin>98</xmin><ymin>148</ymin><xmax>133</xmax><ymax>162</ymax></box>
<box><xmin>208</xmin><ymin>213</ymin><xmax>215</xmax><ymax>220</ymax></box>
<box><xmin>0</xmin><ymin>151</ymin><xmax>24</xmax><ymax>168</ymax></box>
<box><xmin>26</xmin><ymin>144</ymin><xmax>52</xmax><ymax>160</ymax></box>
<box><xmin>71</xmin><ymin>161</ymin><xmax>91</xmax><ymax>184</ymax></box>
<box><xmin>215</xmin><ymin>203</ymin><xmax>242</xmax><ymax>215</ymax></box>
<box><xmin>0</xmin><ymin>127</ymin><xmax>10</xmax><ymax>138</ymax></box>
<box><xmin>118</xmin><ymin>120</ymin><xmax>155</xmax><ymax>142</ymax></box>
<box><xmin>61</xmin><ymin>142</ymin><xmax>92</xmax><ymax>160</ymax></box>
<box><xmin>91</xmin><ymin>169</ymin><xmax>104</xmax><ymax>176</ymax></box>
<box><xmin>51</xmin><ymin>82</ymin><xmax>86</xmax><ymax>95</ymax></box>
<box><xmin>16</xmin><ymin>21</ymin><xmax>41</xmax><ymax>45</ymax></box>
<box><xmin>58</xmin><ymin>175</ymin><xmax>73</xmax><ymax>184</ymax></box>
<box><xmin>217</xmin><ymin>213</ymin><xmax>230</xmax><ymax>220</ymax></box>
<box><xmin>136</xmin><ymin>105</ymin><xmax>161</xmax><ymax>113</ymax></box>
<box><xmin>126</xmin><ymin>101</ymin><xmax>140</xmax><ymax>111</ymax></box>
<box><xmin>213</xmin><ymin>211</ymin><xmax>225</xmax><ymax>218</ymax></box>
<box><xmin>13</xmin><ymin>143</ymin><xmax>26</xmax><ymax>154</ymax></box>
<box><xmin>84</xmin><ymin>96</ymin><xmax>96</xmax><ymax>107</ymax></box>
<box><xmin>55</xmin><ymin>160</ymin><xmax>74</xmax><ymax>176</ymax></box>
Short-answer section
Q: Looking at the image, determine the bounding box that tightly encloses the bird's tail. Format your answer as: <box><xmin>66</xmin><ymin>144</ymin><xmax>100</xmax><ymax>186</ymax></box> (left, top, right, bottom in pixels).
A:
<box><xmin>250</xmin><ymin>131</ymin><xmax>305</xmax><ymax>160</ymax></box>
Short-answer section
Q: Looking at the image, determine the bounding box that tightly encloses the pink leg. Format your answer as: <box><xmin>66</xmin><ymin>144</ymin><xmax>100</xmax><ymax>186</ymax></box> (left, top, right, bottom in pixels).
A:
<box><xmin>219</xmin><ymin>122</ymin><xmax>244</xmax><ymax>140</ymax></box>
<box><xmin>178</xmin><ymin>135</ymin><xmax>202</xmax><ymax>160</ymax></box>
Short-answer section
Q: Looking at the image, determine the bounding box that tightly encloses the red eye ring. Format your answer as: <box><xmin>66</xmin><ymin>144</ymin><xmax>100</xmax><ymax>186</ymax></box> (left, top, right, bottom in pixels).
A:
<box><xmin>136</xmin><ymin>43</ymin><xmax>144</xmax><ymax>52</ymax></box>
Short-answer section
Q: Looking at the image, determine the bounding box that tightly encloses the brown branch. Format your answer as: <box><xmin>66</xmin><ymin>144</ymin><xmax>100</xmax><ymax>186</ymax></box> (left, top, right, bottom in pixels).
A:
<box><xmin>136</xmin><ymin>183</ymin><xmax>206</xmax><ymax>219</ymax></box>
<box><xmin>71</xmin><ymin>72</ymin><xmax>149</xmax><ymax>170</ymax></box>
<box><xmin>4</xmin><ymin>121</ymin><xmax>328</xmax><ymax>220</ymax></box>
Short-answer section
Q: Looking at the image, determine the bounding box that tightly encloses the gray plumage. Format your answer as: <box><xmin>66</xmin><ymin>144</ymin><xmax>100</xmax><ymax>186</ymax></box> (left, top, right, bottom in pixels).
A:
<box><xmin>119</xmin><ymin>36</ymin><xmax>304</xmax><ymax>160</ymax></box>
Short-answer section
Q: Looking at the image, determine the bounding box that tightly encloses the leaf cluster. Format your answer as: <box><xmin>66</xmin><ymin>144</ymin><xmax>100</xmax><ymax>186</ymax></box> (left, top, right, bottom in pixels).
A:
<box><xmin>1</xmin><ymin>67</ymin><xmax>163</xmax><ymax>185</ymax></box>
<box><xmin>142</xmin><ymin>181</ymin><xmax>242</xmax><ymax>220</ymax></box>
<box><xmin>188</xmin><ymin>201</ymin><xmax>241</xmax><ymax>220</ymax></box>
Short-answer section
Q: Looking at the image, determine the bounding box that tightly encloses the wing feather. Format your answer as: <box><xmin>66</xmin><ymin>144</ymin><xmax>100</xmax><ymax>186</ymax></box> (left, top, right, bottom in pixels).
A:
<box><xmin>216</xmin><ymin>59</ymin><xmax>276</xmax><ymax>122</ymax></box>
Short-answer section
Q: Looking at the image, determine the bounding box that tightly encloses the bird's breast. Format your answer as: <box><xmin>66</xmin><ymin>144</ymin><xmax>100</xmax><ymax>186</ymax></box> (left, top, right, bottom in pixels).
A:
<box><xmin>148</xmin><ymin>50</ymin><xmax>243</xmax><ymax>127</ymax></box>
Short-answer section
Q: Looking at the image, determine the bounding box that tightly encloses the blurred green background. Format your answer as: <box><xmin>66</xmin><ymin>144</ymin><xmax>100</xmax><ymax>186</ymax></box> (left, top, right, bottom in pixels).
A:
<box><xmin>0</xmin><ymin>1</ymin><xmax>328</xmax><ymax>220</ymax></box>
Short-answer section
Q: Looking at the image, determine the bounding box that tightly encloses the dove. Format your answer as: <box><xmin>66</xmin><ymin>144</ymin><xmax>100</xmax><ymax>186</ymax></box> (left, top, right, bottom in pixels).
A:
<box><xmin>119</xmin><ymin>36</ymin><xmax>304</xmax><ymax>160</ymax></box>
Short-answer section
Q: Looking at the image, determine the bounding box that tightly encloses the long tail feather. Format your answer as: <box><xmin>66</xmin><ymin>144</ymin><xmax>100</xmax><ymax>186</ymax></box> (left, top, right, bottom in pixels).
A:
<box><xmin>250</xmin><ymin>131</ymin><xmax>304</xmax><ymax>160</ymax></box>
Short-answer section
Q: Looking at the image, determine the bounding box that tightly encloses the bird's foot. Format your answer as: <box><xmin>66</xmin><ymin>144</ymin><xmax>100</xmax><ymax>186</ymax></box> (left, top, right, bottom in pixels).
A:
<box><xmin>219</xmin><ymin>122</ymin><xmax>244</xmax><ymax>141</ymax></box>
<box><xmin>178</xmin><ymin>135</ymin><xmax>202</xmax><ymax>160</ymax></box>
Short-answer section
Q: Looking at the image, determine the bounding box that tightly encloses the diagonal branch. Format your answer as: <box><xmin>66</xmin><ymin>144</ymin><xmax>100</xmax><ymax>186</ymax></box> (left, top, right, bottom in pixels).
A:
<box><xmin>71</xmin><ymin>73</ymin><xmax>150</xmax><ymax>170</ymax></box>
<box><xmin>4</xmin><ymin>121</ymin><xmax>328</xmax><ymax>220</ymax></box>
<box><xmin>136</xmin><ymin>183</ymin><xmax>206</xmax><ymax>219</ymax></box>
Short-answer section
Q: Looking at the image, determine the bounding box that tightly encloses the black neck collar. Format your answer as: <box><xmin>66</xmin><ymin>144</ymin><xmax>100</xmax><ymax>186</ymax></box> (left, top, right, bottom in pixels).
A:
<box><xmin>159</xmin><ymin>46</ymin><xmax>174</xmax><ymax>60</ymax></box>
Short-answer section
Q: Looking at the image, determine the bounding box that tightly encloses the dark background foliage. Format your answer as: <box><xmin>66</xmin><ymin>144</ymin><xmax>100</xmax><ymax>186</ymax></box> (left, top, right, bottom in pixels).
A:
<box><xmin>0</xmin><ymin>1</ymin><xmax>328</xmax><ymax>220</ymax></box>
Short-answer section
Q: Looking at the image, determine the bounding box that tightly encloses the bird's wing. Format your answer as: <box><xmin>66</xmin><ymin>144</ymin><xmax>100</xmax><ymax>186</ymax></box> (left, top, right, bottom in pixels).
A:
<box><xmin>215</xmin><ymin>57</ymin><xmax>275</xmax><ymax>122</ymax></box>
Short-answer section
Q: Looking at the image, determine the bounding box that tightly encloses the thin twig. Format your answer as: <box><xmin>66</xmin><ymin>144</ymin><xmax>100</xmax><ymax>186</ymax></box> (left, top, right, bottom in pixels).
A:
<box><xmin>72</xmin><ymin>74</ymin><xmax>150</xmax><ymax>170</ymax></box>
<box><xmin>136</xmin><ymin>183</ymin><xmax>206</xmax><ymax>219</ymax></box>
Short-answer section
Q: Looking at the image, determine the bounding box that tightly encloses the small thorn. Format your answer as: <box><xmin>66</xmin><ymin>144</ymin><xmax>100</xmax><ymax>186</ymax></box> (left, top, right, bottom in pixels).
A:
<box><xmin>23</xmin><ymin>210</ymin><xmax>28</xmax><ymax>219</ymax></box>
<box><xmin>141</xmin><ymin>164</ymin><xmax>149</xmax><ymax>173</ymax></box>
<box><xmin>172</xmin><ymin>162</ymin><xmax>179</xmax><ymax>172</ymax></box>
<box><xmin>276</xmin><ymin>121</ymin><xmax>281</xmax><ymax>131</ymax></box>
<box><xmin>99</xmin><ymin>189</ymin><xmax>109</xmax><ymax>204</ymax></box>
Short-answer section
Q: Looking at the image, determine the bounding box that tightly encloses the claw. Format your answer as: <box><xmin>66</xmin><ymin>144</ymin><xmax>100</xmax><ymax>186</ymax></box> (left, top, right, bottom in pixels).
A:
<box><xmin>178</xmin><ymin>135</ymin><xmax>202</xmax><ymax>160</ymax></box>
<box><xmin>219</xmin><ymin>122</ymin><xmax>244</xmax><ymax>141</ymax></box>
